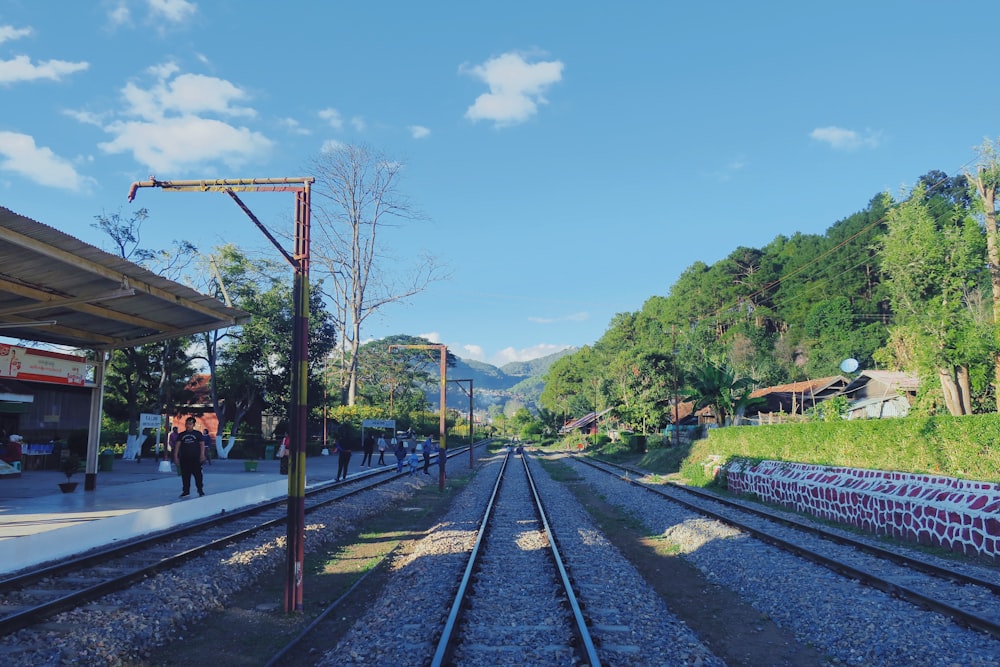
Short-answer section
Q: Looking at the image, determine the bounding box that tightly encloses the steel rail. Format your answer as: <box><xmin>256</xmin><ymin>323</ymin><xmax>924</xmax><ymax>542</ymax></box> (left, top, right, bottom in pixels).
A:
<box><xmin>521</xmin><ymin>453</ymin><xmax>602</xmax><ymax>666</ymax></box>
<box><xmin>586</xmin><ymin>455</ymin><xmax>1000</xmax><ymax>595</ymax></box>
<box><xmin>0</xmin><ymin>447</ymin><xmax>473</xmax><ymax>637</ymax></box>
<box><xmin>576</xmin><ymin>455</ymin><xmax>1000</xmax><ymax>641</ymax></box>
<box><xmin>431</xmin><ymin>450</ymin><xmax>602</xmax><ymax>666</ymax></box>
<box><xmin>430</xmin><ymin>448</ymin><xmax>511</xmax><ymax>666</ymax></box>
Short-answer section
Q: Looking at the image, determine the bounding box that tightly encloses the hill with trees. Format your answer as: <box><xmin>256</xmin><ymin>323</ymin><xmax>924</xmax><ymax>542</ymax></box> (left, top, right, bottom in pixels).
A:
<box><xmin>539</xmin><ymin>153</ymin><xmax>1000</xmax><ymax>431</ymax></box>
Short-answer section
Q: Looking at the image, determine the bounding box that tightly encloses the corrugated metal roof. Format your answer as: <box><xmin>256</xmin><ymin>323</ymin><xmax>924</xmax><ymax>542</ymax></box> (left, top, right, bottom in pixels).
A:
<box><xmin>559</xmin><ymin>408</ymin><xmax>613</xmax><ymax>433</ymax></box>
<box><xmin>750</xmin><ymin>376</ymin><xmax>846</xmax><ymax>398</ymax></box>
<box><xmin>0</xmin><ymin>206</ymin><xmax>250</xmax><ymax>351</ymax></box>
<box><xmin>842</xmin><ymin>370</ymin><xmax>920</xmax><ymax>398</ymax></box>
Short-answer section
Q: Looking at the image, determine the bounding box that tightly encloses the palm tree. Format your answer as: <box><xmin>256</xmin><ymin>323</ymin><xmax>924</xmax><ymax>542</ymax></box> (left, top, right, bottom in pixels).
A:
<box><xmin>685</xmin><ymin>361</ymin><xmax>762</xmax><ymax>426</ymax></box>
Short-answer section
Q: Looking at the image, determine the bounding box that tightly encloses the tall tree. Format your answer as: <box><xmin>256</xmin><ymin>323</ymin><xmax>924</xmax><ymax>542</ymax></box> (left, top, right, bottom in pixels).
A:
<box><xmin>684</xmin><ymin>360</ymin><xmax>760</xmax><ymax>426</ymax></box>
<box><xmin>215</xmin><ymin>259</ymin><xmax>336</xmax><ymax>450</ymax></box>
<box><xmin>966</xmin><ymin>139</ymin><xmax>1000</xmax><ymax>410</ymax></box>
<box><xmin>93</xmin><ymin>208</ymin><xmax>197</xmax><ymax>455</ymax></box>
<box><xmin>878</xmin><ymin>185</ymin><xmax>992</xmax><ymax>414</ymax></box>
<box><xmin>309</xmin><ymin>144</ymin><xmax>447</xmax><ymax>406</ymax></box>
<box><xmin>353</xmin><ymin>334</ymin><xmax>438</xmax><ymax>416</ymax></box>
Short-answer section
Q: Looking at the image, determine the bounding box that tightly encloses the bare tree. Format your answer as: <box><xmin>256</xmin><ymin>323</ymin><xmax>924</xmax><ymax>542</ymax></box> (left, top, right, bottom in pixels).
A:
<box><xmin>310</xmin><ymin>144</ymin><xmax>447</xmax><ymax>405</ymax></box>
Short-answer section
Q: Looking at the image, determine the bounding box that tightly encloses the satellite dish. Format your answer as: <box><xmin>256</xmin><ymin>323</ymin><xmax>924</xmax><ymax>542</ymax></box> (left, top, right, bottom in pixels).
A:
<box><xmin>839</xmin><ymin>358</ymin><xmax>859</xmax><ymax>374</ymax></box>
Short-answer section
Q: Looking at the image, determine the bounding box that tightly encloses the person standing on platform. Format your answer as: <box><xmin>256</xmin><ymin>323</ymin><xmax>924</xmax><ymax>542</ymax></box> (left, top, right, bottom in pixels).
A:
<box><xmin>361</xmin><ymin>432</ymin><xmax>375</xmax><ymax>467</ymax></box>
<box><xmin>421</xmin><ymin>435</ymin><xmax>433</xmax><ymax>475</ymax></box>
<box><xmin>376</xmin><ymin>433</ymin><xmax>387</xmax><ymax>465</ymax></box>
<box><xmin>277</xmin><ymin>434</ymin><xmax>289</xmax><ymax>475</ymax></box>
<box><xmin>393</xmin><ymin>435</ymin><xmax>405</xmax><ymax>472</ymax></box>
<box><xmin>167</xmin><ymin>426</ymin><xmax>178</xmax><ymax>461</ymax></box>
<box><xmin>174</xmin><ymin>417</ymin><xmax>206</xmax><ymax>498</ymax></box>
<box><xmin>201</xmin><ymin>429</ymin><xmax>213</xmax><ymax>465</ymax></box>
<box><xmin>334</xmin><ymin>439</ymin><xmax>352</xmax><ymax>481</ymax></box>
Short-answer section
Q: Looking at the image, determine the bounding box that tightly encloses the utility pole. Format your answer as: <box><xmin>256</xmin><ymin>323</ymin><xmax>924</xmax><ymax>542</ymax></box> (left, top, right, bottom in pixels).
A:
<box><xmin>450</xmin><ymin>378</ymin><xmax>474</xmax><ymax>467</ymax></box>
<box><xmin>672</xmin><ymin>325</ymin><xmax>680</xmax><ymax>448</ymax></box>
<box><xmin>128</xmin><ymin>177</ymin><xmax>314</xmax><ymax>613</ymax></box>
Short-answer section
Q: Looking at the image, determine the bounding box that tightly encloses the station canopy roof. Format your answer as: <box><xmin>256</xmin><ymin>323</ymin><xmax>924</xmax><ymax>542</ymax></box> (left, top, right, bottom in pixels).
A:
<box><xmin>0</xmin><ymin>205</ymin><xmax>250</xmax><ymax>352</ymax></box>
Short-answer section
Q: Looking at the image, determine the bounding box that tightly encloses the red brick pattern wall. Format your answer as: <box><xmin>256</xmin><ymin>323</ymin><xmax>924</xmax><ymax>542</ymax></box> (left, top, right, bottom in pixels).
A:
<box><xmin>725</xmin><ymin>460</ymin><xmax>1000</xmax><ymax>560</ymax></box>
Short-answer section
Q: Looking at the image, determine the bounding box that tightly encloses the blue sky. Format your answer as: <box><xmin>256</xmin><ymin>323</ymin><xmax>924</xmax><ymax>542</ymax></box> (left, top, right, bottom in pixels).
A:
<box><xmin>2</xmin><ymin>1</ymin><xmax>1000</xmax><ymax>367</ymax></box>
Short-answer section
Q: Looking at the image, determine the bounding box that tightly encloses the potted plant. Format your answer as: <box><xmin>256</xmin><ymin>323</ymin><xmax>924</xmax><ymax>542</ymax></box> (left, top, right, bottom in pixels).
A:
<box><xmin>59</xmin><ymin>454</ymin><xmax>81</xmax><ymax>492</ymax></box>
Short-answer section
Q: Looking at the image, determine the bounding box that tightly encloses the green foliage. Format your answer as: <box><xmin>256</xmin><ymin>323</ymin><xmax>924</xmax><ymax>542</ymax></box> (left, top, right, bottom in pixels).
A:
<box><xmin>684</xmin><ymin>414</ymin><xmax>1000</xmax><ymax>482</ymax></box>
<box><xmin>804</xmin><ymin>395</ymin><xmax>850</xmax><ymax>422</ymax></box>
<box><xmin>802</xmin><ymin>297</ymin><xmax>885</xmax><ymax>377</ymax></box>
<box><xmin>684</xmin><ymin>361</ymin><xmax>761</xmax><ymax>426</ymax></box>
<box><xmin>877</xmin><ymin>185</ymin><xmax>995</xmax><ymax>414</ymax></box>
<box><xmin>540</xmin><ymin>165</ymin><xmax>1000</xmax><ymax>437</ymax></box>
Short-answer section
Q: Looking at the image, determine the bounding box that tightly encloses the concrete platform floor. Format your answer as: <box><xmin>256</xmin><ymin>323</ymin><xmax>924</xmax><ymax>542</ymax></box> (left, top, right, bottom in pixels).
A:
<box><xmin>0</xmin><ymin>451</ymin><xmax>388</xmax><ymax>575</ymax></box>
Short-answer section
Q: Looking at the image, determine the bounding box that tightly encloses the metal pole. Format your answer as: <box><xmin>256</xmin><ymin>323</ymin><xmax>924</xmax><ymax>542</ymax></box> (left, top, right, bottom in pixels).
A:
<box><xmin>323</xmin><ymin>359</ymin><xmax>328</xmax><ymax>452</ymax></box>
<box><xmin>449</xmin><ymin>379</ymin><xmax>474</xmax><ymax>467</ymax></box>
<box><xmin>468</xmin><ymin>379</ymin><xmax>473</xmax><ymax>466</ymax></box>
<box><xmin>126</xmin><ymin>176</ymin><xmax>315</xmax><ymax>614</ymax></box>
<box><xmin>672</xmin><ymin>325</ymin><xmax>680</xmax><ymax>448</ymax></box>
<box><xmin>285</xmin><ymin>186</ymin><xmax>310</xmax><ymax>612</ymax></box>
<box><xmin>438</xmin><ymin>346</ymin><xmax>447</xmax><ymax>491</ymax></box>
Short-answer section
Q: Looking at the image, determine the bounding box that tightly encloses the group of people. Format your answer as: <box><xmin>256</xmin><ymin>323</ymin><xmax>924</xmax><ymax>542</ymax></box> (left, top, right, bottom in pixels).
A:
<box><xmin>332</xmin><ymin>428</ymin><xmax>437</xmax><ymax>481</ymax></box>
<box><xmin>391</xmin><ymin>430</ymin><xmax>435</xmax><ymax>476</ymax></box>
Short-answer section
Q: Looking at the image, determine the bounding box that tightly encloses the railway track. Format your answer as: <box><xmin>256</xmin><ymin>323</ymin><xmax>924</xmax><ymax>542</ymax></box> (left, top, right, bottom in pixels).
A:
<box><xmin>294</xmin><ymin>448</ymin><xmax>723</xmax><ymax>667</ymax></box>
<box><xmin>432</xmin><ymin>449</ymin><xmax>600</xmax><ymax>666</ymax></box>
<box><xmin>0</xmin><ymin>448</ymin><xmax>462</xmax><ymax>638</ymax></box>
<box><xmin>577</xmin><ymin>455</ymin><xmax>1000</xmax><ymax>640</ymax></box>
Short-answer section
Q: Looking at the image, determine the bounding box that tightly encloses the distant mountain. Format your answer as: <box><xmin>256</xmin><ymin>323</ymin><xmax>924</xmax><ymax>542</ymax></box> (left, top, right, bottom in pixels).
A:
<box><xmin>424</xmin><ymin>347</ymin><xmax>576</xmax><ymax>414</ymax></box>
<box><xmin>499</xmin><ymin>352</ymin><xmax>572</xmax><ymax>378</ymax></box>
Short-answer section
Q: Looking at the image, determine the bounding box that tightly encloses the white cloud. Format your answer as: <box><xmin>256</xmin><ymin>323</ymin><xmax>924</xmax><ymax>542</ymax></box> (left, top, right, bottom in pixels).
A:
<box><xmin>491</xmin><ymin>343</ymin><xmax>571</xmax><ymax>366</ymax></box>
<box><xmin>461</xmin><ymin>51</ymin><xmax>564</xmax><ymax>127</ymax></box>
<box><xmin>0</xmin><ymin>131</ymin><xmax>94</xmax><ymax>191</ymax></box>
<box><xmin>320</xmin><ymin>139</ymin><xmax>344</xmax><ymax>153</ymax></box>
<box><xmin>99</xmin><ymin>115</ymin><xmax>272</xmax><ymax>174</ymax></box>
<box><xmin>0</xmin><ymin>24</ymin><xmax>32</xmax><ymax>45</ymax></box>
<box><xmin>704</xmin><ymin>155</ymin><xmax>747</xmax><ymax>183</ymax></box>
<box><xmin>147</xmin><ymin>0</ymin><xmax>198</xmax><ymax>24</ymax></box>
<box><xmin>810</xmin><ymin>126</ymin><xmax>882</xmax><ymax>151</ymax></box>
<box><xmin>409</xmin><ymin>125</ymin><xmax>430</xmax><ymax>139</ymax></box>
<box><xmin>350</xmin><ymin>116</ymin><xmax>366</xmax><ymax>132</ymax></box>
<box><xmin>459</xmin><ymin>344</ymin><xmax>485</xmax><ymax>361</ymax></box>
<box><xmin>62</xmin><ymin>109</ymin><xmax>108</xmax><ymax>126</ymax></box>
<box><xmin>0</xmin><ymin>54</ymin><xmax>89</xmax><ymax>85</ymax></box>
<box><xmin>0</xmin><ymin>23</ymin><xmax>88</xmax><ymax>84</ymax></box>
<box><xmin>107</xmin><ymin>3</ymin><xmax>132</xmax><ymax>28</ymax></box>
<box><xmin>280</xmin><ymin>117</ymin><xmax>311</xmax><ymax>135</ymax></box>
<box><xmin>121</xmin><ymin>71</ymin><xmax>255</xmax><ymax>120</ymax></box>
<box><xmin>84</xmin><ymin>66</ymin><xmax>271</xmax><ymax>174</ymax></box>
<box><xmin>318</xmin><ymin>107</ymin><xmax>343</xmax><ymax>130</ymax></box>
<box><xmin>528</xmin><ymin>311</ymin><xmax>588</xmax><ymax>324</ymax></box>
<box><xmin>419</xmin><ymin>331</ymin><xmax>442</xmax><ymax>344</ymax></box>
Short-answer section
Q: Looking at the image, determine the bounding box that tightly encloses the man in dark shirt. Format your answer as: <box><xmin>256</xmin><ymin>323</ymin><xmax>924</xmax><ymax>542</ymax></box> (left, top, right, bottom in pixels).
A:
<box><xmin>174</xmin><ymin>417</ymin><xmax>206</xmax><ymax>497</ymax></box>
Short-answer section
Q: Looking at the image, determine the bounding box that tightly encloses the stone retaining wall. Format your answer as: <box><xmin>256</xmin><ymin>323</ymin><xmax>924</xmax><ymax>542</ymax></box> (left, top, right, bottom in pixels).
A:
<box><xmin>724</xmin><ymin>459</ymin><xmax>1000</xmax><ymax>560</ymax></box>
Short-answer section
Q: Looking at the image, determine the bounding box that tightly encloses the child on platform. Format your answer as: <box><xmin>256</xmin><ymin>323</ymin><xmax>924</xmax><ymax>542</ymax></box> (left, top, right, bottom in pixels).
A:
<box><xmin>406</xmin><ymin>448</ymin><xmax>420</xmax><ymax>476</ymax></box>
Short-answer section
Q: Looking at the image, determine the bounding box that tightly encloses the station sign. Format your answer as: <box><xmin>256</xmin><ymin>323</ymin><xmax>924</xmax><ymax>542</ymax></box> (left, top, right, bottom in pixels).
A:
<box><xmin>0</xmin><ymin>344</ymin><xmax>89</xmax><ymax>385</ymax></box>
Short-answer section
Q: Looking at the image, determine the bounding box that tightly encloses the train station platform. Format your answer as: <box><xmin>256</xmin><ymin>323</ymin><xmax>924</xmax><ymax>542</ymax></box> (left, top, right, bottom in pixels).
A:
<box><xmin>0</xmin><ymin>453</ymin><xmax>371</xmax><ymax>577</ymax></box>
